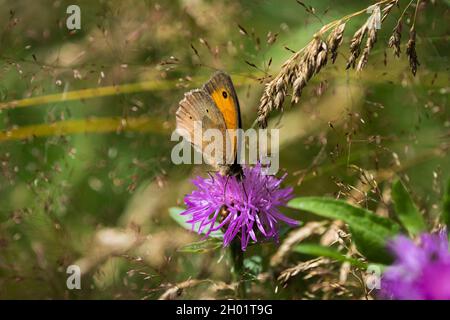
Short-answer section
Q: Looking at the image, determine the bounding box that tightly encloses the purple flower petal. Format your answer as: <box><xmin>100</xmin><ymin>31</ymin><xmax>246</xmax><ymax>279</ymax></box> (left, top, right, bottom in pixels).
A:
<box><xmin>179</xmin><ymin>163</ymin><xmax>299</xmax><ymax>251</ymax></box>
<box><xmin>381</xmin><ymin>231</ymin><xmax>450</xmax><ymax>300</ymax></box>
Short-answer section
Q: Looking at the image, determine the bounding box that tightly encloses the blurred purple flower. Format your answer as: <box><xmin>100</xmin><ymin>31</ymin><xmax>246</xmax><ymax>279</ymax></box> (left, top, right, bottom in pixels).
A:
<box><xmin>181</xmin><ymin>163</ymin><xmax>298</xmax><ymax>251</ymax></box>
<box><xmin>380</xmin><ymin>230</ymin><xmax>450</xmax><ymax>300</ymax></box>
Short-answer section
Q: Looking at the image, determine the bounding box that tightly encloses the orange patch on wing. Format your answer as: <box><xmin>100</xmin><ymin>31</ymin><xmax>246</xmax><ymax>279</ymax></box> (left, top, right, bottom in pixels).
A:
<box><xmin>210</xmin><ymin>87</ymin><xmax>239</xmax><ymax>162</ymax></box>
<box><xmin>210</xmin><ymin>88</ymin><xmax>238</xmax><ymax>130</ymax></box>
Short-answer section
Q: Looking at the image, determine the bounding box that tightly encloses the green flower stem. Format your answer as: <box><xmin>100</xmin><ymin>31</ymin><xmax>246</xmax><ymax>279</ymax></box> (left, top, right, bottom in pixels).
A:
<box><xmin>230</xmin><ymin>239</ymin><xmax>246</xmax><ymax>299</ymax></box>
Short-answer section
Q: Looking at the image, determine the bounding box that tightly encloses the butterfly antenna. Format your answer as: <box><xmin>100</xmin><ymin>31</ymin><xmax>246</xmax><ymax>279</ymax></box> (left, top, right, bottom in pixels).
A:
<box><xmin>207</xmin><ymin>170</ymin><xmax>216</xmax><ymax>183</ymax></box>
<box><xmin>263</xmin><ymin>174</ymin><xmax>271</xmax><ymax>194</ymax></box>
<box><xmin>241</xmin><ymin>181</ymin><xmax>248</xmax><ymax>201</ymax></box>
<box><xmin>223</xmin><ymin>175</ymin><xmax>230</xmax><ymax>201</ymax></box>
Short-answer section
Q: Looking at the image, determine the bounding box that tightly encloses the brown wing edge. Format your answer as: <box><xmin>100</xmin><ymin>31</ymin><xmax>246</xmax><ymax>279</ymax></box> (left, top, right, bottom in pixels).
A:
<box><xmin>202</xmin><ymin>71</ymin><xmax>242</xmax><ymax>129</ymax></box>
<box><xmin>175</xmin><ymin>88</ymin><xmax>229</xmax><ymax>168</ymax></box>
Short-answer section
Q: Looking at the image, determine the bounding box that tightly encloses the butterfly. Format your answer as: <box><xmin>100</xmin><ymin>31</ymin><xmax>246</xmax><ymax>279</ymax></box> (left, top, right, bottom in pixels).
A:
<box><xmin>176</xmin><ymin>71</ymin><xmax>243</xmax><ymax>178</ymax></box>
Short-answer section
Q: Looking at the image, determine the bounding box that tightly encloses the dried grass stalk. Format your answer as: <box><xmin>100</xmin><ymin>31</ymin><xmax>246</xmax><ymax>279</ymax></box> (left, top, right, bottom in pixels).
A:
<box><xmin>351</xmin><ymin>2</ymin><xmax>392</xmax><ymax>71</ymax></box>
<box><xmin>292</xmin><ymin>38</ymin><xmax>328</xmax><ymax>104</ymax></box>
<box><xmin>277</xmin><ymin>257</ymin><xmax>329</xmax><ymax>284</ymax></box>
<box><xmin>328</xmin><ymin>22</ymin><xmax>346</xmax><ymax>64</ymax></box>
<box><xmin>158</xmin><ymin>279</ymin><xmax>203</xmax><ymax>300</ymax></box>
<box><xmin>356</xmin><ymin>22</ymin><xmax>378</xmax><ymax>71</ymax></box>
<box><xmin>256</xmin><ymin>50</ymin><xmax>300</xmax><ymax>128</ymax></box>
<box><xmin>256</xmin><ymin>0</ymin><xmax>409</xmax><ymax>128</ymax></box>
<box><xmin>381</xmin><ymin>0</ymin><xmax>399</xmax><ymax>21</ymax></box>
<box><xmin>270</xmin><ymin>221</ymin><xmax>327</xmax><ymax>268</ymax></box>
<box><xmin>406</xmin><ymin>27</ymin><xmax>420</xmax><ymax>76</ymax></box>
<box><xmin>346</xmin><ymin>23</ymin><xmax>368</xmax><ymax>70</ymax></box>
<box><xmin>256</xmin><ymin>37</ymin><xmax>329</xmax><ymax>127</ymax></box>
<box><xmin>388</xmin><ymin>21</ymin><xmax>402</xmax><ymax>57</ymax></box>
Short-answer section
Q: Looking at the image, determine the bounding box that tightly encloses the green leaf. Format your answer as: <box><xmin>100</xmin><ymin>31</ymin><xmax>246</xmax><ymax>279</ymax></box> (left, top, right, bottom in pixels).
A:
<box><xmin>391</xmin><ymin>180</ymin><xmax>427</xmax><ymax>236</ymax></box>
<box><xmin>178</xmin><ymin>237</ymin><xmax>223</xmax><ymax>253</ymax></box>
<box><xmin>349</xmin><ymin>225</ymin><xmax>389</xmax><ymax>265</ymax></box>
<box><xmin>288</xmin><ymin>197</ymin><xmax>400</xmax><ymax>263</ymax></box>
<box><xmin>244</xmin><ymin>255</ymin><xmax>263</xmax><ymax>276</ymax></box>
<box><xmin>169</xmin><ymin>206</ymin><xmax>191</xmax><ymax>228</ymax></box>
<box><xmin>169</xmin><ymin>207</ymin><xmax>224</xmax><ymax>238</ymax></box>
<box><xmin>443</xmin><ymin>179</ymin><xmax>450</xmax><ymax>230</ymax></box>
<box><xmin>294</xmin><ymin>243</ymin><xmax>368</xmax><ymax>269</ymax></box>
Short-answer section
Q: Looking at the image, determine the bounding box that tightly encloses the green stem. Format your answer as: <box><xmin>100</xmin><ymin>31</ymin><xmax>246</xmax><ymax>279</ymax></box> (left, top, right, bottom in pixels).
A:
<box><xmin>230</xmin><ymin>239</ymin><xmax>246</xmax><ymax>299</ymax></box>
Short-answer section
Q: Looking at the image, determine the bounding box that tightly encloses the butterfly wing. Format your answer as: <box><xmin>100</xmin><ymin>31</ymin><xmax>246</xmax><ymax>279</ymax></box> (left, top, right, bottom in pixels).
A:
<box><xmin>202</xmin><ymin>71</ymin><xmax>242</xmax><ymax>131</ymax></box>
<box><xmin>176</xmin><ymin>89</ymin><xmax>232</xmax><ymax>169</ymax></box>
<box><xmin>202</xmin><ymin>72</ymin><xmax>242</xmax><ymax>170</ymax></box>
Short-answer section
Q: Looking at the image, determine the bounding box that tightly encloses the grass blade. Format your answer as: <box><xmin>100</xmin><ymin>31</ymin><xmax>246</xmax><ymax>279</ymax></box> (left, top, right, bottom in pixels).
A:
<box><xmin>169</xmin><ymin>207</ymin><xmax>224</xmax><ymax>238</ymax></box>
<box><xmin>288</xmin><ymin>197</ymin><xmax>400</xmax><ymax>263</ymax></box>
<box><xmin>391</xmin><ymin>180</ymin><xmax>427</xmax><ymax>236</ymax></box>
<box><xmin>294</xmin><ymin>243</ymin><xmax>368</xmax><ymax>269</ymax></box>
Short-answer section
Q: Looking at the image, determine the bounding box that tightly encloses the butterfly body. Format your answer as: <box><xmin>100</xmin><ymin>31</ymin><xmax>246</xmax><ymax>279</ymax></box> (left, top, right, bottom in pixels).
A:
<box><xmin>176</xmin><ymin>71</ymin><xmax>243</xmax><ymax>178</ymax></box>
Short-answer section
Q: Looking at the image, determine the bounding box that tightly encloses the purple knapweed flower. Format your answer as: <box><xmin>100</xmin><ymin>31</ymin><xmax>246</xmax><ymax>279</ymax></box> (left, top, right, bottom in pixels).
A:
<box><xmin>181</xmin><ymin>163</ymin><xmax>298</xmax><ymax>251</ymax></box>
<box><xmin>380</xmin><ymin>230</ymin><xmax>450</xmax><ymax>300</ymax></box>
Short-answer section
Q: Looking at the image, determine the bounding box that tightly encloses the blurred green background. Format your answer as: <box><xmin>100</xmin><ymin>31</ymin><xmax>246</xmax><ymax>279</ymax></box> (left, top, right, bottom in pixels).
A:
<box><xmin>0</xmin><ymin>0</ymin><xmax>448</xmax><ymax>299</ymax></box>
